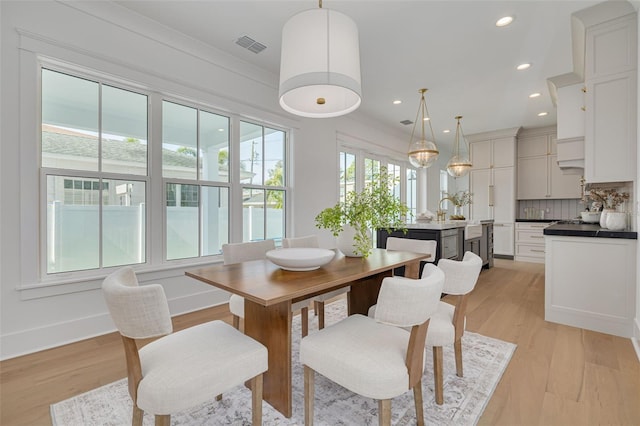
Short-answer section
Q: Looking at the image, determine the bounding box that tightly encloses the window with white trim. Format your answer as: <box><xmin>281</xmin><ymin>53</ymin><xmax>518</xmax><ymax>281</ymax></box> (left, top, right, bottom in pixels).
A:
<box><xmin>39</xmin><ymin>65</ymin><xmax>289</xmax><ymax>280</ymax></box>
<box><xmin>338</xmin><ymin>151</ymin><xmax>356</xmax><ymax>204</ymax></box>
<box><xmin>162</xmin><ymin>100</ymin><xmax>230</xmax><ymax>260</ymax></box>
<box><xmin>42</xmin><ymin>69</ymin><xmax>148</xmax><ymax>274</ymax></box>
<box><xmin>240</xmin><ymin>121</ymin><xmax>286</xmax><ymax>243</ymax></box>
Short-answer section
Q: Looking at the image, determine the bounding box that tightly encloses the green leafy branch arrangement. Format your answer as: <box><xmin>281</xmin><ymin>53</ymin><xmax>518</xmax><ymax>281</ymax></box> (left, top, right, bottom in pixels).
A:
<box><xmin>315</xmin><ymin>167</ymin><xmax>410</xmax><ymax>258</ymax></box>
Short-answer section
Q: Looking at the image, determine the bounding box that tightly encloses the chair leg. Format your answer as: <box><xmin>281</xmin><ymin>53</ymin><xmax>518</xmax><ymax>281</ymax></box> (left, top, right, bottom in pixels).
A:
<box><xmin>378</xmin><ymin>399</ymin><xmax>391</xmax><ymax>426</ymax></box>
<box><xmin>317</xmin><ymin>301</ymin><xmax>325</xmax><ymax>329</ymax></box>
<box><xmin>433</xmin><ymin>346</ymin><xmax>444</xmax><ymax>405</ymax></box>
<box><xmin>251</xmin><ymin>374</ymin><xmax>263</xmax><ymax>426</ymax></box>
<box><xmin>304</xmin><ymin>365</ymin><xmax>314</xmax><ymax>426</ymax></box>
<box><xmin>301</xmin><ymin>307</ymin><xmax>309</xmax><ymax>337</ymax></box>
<box><xmin>232</xmin><ymin>314</ymin><xmax>240</xmax><ymax>330</ymax></box>
<box><xmin>154</xmin><ymin>414</ymin><xmax>170</xmax><ymax>426</ymax></box>
<box><xmin>454</xmin><ymin>339</ymin><xmax>464</xmax><ymax>377</ymax></box>
<box><xmin>413</xmin><ymin>381</ymin><xmax>425</xmax><ymax>426</ymax></box>
<box><xmin>314</xmin><ymin>300</ymin><xmax>320</xmax><ymax>316</ymax></box>
<box><xmin>132</xmin><ymin>405</ymin><xmax>144</xmax><ymax>426</ymax></box>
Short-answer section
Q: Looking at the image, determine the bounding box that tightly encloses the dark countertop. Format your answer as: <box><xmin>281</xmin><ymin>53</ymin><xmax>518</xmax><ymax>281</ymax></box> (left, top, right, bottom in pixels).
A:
<box><xmin>516</xmin><ymin>218</ymin><xmax>560</xmax><ymax>223</ymax></box>
<box><xmin>544</xmin><ymin>223</ymin><xmax>637</xmax><ymax>239</ymax></box>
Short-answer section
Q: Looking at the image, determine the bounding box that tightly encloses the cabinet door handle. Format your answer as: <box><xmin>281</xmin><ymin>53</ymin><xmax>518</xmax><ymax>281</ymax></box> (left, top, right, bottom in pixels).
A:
<box><xmin>488</xmin><ymin>185</ymin><xmax>494</xmax><ymax>207</ymax></box>
<box><xmin>581</xmin><ymin>106</ymin><xmax>586</xmax><ymax>111</ymax></box>
<box><xmin>531</xmin><ymin>249</ymin><xmax>545</xmax><ymax>253</ymax></box>
<box><xmin>531</xmin><ymin>235</ymin><xmax>544</xmax><ymax>239</ymax></box>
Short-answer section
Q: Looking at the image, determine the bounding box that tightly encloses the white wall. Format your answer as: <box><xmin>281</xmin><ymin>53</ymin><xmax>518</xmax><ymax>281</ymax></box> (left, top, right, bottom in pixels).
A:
<box><xmin>0</xmin><ymin>1</ymin><xmax>409</xmax><ymax>359</ymax></box>
<box><xmin>634</xmin><ymin>0</ymin><xmax>640</xmax><ymax>358</ymax></box>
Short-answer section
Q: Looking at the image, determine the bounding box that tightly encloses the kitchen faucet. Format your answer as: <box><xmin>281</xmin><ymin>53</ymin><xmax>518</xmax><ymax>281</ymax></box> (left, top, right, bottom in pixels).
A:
<box><xmin>437</xmin><ymin>197</ymin><xmax>451</xmax><ymax>222</ymax></box>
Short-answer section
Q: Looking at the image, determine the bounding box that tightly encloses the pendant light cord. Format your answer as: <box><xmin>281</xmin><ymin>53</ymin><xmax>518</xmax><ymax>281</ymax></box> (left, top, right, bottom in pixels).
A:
<box><xmin>409</xmin><ymin>88</ymin><xmax>437</xmax><ymax>144</ymax></box>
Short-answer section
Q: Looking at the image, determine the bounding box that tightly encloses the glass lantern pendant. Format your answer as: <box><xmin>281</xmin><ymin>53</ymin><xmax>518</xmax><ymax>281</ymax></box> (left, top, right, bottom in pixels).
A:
<box><xmin>407</xmin><ymin>88</ymin><xmax>439</xmax><ymax>168</ymax></box>
<box><xmin>446</xmin><ymin>115</ymin><xmax>472</xmax><ymax>177</ymax></box>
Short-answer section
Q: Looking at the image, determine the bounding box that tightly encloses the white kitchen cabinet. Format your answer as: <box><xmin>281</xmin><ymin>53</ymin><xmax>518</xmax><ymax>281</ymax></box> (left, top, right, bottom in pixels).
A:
<box><xmin>469</xmin><ymin>169</ymin><xmax>491</xmax><ymax>220</ymax></box>
<box><xmin>556</xmin><ymin>83</ymin><xmax>585</xmax><ymax>140</ymax></box>
<box><xmin>549</xmin><ymin>154</ymin><xmax>583</xmax><ymax>198</ymax></box>
<box><xmin>515</xmin><ymin>222</ymin><xmax>548</xmax><ymax>263</ymax></box>
<box><xmin>545</xmin><ymin>234</ymin><xmax>636</xmax><ymax>337</ymax></box>
<box><xmin>468</xmin><ymin>128</ymin><xmax>519</xmax><ymax>257</ymax></box>
<box><xmin>517</xmin><ymin>128</ymin><xmax>581</xmax><ymax>200</ymax></box>
<box><xmin>584</xmin><ymin>13</ymin><xmax>637</xmax><ymax>80</ymax></box>
<box><xmin>517</xmin><ymin>156</ymin><xmax>547</xmax><ymax>200</ymax></box>
<box><xmin>470</xmin><ymin>137</ymin><xmax>515</xmax><ymax>169</ymax></box>
<box><xmin>492</xmin><ymin>167</ymin><xmax>514</xmax><ymax>223</ymax></box>
<box><xmin>584</xmin><ymin>71</ymin><xmax>637</xmax><ymax>183</ymax></box>
<box><xmin>583</xmin><ymin>12</ymin><xmax>637</xmax><ymax>183</ymax></box>
<box><xmin>493</xmin><ymin>223</ymin><xmax>514</xmax><ymax>257</ymax></box>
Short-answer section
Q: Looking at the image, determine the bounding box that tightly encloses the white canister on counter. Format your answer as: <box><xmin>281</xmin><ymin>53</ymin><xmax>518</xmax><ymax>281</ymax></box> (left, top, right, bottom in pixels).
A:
<box><xmin>600</xmin><ymin>209</ymin><xmax>614</xmax><ymax>228</ymax></box>
<box><xmin>605</xmin><ymin>212</ymin><xmax>626</xmax><ymax>231</ymax></box>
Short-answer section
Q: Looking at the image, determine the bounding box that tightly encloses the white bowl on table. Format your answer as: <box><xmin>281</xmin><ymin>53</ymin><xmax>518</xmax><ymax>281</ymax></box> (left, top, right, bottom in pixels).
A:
<box><xmin>266</xmin><ymin>248</ymin><xmax>336</xmax><ymax>271</ymax></box>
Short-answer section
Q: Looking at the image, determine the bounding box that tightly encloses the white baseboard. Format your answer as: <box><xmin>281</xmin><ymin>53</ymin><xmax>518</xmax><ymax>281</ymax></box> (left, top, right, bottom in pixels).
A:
<box><xmin>633</xmin><ymin>318</ymin><xmax>640</xmax><ymax>363</ymax></box>
<box><xmin>0</xmin><ymin>289</ymin><xmax>228</xmax><ymax>361</ymax></box>
<box><xmin>546</xmin><ymin>307</ymin><xmax>633</xmax><ymax>338</ymax></box>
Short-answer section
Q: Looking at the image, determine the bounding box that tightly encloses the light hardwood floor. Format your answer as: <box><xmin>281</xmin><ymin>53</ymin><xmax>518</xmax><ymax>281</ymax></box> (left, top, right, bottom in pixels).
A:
<box><xmin>1</xmin><ymin>259</ymin><xmax>639</xmax><ymax>425</ymax></box>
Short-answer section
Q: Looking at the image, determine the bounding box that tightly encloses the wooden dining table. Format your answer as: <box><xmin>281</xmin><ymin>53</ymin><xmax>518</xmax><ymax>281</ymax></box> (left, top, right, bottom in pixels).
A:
<box><xmin>185</xmin><ymin>247</ymin><xmax>430</xmax><ymax>418</ymax></box>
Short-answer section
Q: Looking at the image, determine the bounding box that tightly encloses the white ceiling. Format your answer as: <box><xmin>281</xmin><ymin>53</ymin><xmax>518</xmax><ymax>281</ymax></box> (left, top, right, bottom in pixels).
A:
<box><xmin>112</xmin><ymin>0</ymin><xmax>603</xmax><ymax>146</ymax></box>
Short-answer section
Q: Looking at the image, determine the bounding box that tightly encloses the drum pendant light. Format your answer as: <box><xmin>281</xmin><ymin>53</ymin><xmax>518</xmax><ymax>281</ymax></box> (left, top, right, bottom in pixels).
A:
<box><xmin>407</xmin><ymin>88</ymin><xmax>439</xmax><ymax>168</ymax></box>
<box><xmin>446</xmin><ymin>115</ymin><xmax>472</xmax><ymax>177</ymax></box>
<box><xmin>279</xmin><ymin>0</ymin><xmax>362</xmax><ymax>118</ymax></box>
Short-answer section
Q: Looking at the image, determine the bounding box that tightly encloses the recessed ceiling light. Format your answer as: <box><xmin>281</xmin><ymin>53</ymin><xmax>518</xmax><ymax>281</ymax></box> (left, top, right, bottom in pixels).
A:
<box><xmin>529</xmin><ymin>92</ymin><xmax>541</xmax><ymax>98</ymax></box>
<box><xmin>538</xmin><ymin>112</ymin><xmax>548</xmax><ymax>117</ymax></box>
<box><xmin>423</xmin><ymin>117</ymin><xmax>430</xmax><ymax>121</ymax></box>
<box><xmin>393</xmin><ymin>100</ymin><xmax>402</xmax><ymax>105</ymax></box>
<box><xmin>443</xmin><ymin>129</ymin><xmax>451</xmax><ymax>133</ymax></box>
<box><xmin>516</xmin><ymin>63</ymin><xmax>531</xmax><ymax>71</ymax></box>
<box><xmin>496</xmin><ymin>16</ymin><xmax>514</xmax><ymax>27</ymax></box>
<box><xmin>218</xmin><ymin>128</ymin><xmax>225</xmax><ymax>132</ymax></box>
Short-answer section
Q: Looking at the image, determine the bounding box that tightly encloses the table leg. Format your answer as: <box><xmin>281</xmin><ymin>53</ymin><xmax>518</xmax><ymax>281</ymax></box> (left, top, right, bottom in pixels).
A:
<box><xmin>347</xmin><ymin>270</ymin><xmax>392</xmax><ymax>315</ymax></box>
<box><xmin>244</xmin><ymin>299</ymin><xmax>293</xmax><ymax>418</ymax></box>
<box><xmin>404</xmin><ymin>260</ymin><xmax>421</xmax><ymax>279</ymax></box>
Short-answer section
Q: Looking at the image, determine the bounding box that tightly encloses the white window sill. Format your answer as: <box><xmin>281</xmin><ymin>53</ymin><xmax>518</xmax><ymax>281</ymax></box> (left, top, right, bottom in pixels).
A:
<box><xmin>17</xmin><ymin>257</ymin><xmax>224</xmax><ymax>300</ymax></box>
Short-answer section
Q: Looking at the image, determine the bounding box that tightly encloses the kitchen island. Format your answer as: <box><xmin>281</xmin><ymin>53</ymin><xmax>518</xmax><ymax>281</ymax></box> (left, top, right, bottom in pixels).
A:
<box><xmin>544</xmin><ymin>222</ymin><xmax>637</xmax><ymax>337</ymax></box>
<box><xmin>377</xmin><ymin>220</ymin><xmax>494</xmax><ymax>268</ymax></box>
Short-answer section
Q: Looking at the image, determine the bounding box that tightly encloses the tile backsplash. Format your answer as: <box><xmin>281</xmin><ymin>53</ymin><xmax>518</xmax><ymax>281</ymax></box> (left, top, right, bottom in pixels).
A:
<box><xmin>518</xmin><ymin>199</ymin><xmax>582</xmax><ymax>220</ymax></box>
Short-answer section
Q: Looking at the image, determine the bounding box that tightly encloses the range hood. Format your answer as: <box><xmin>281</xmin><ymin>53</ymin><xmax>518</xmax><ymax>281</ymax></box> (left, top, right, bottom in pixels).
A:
<box><xmin>556</xmin><ymin>137</ymin><xmax>584</xmax><ymax>175</ymax></box>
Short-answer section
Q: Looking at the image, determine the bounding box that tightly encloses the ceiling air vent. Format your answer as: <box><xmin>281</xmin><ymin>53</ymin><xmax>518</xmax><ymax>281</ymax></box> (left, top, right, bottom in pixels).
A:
<box><xmin>236</xmin><ymin>36</ymin><xmax>267</xmax><ymax>54</ymax></box>
<box><xmin>400</xmin><ymin>120</ymin><xmax>413</xmax><ymax>125</ymax></box>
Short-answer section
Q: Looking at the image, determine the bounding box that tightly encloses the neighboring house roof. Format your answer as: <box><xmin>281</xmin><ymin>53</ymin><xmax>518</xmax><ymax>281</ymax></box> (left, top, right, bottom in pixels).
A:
<box><xmin>42</xmin><ymin>128</ymin><xmax>198</xmax><ymax>169</ymax></box>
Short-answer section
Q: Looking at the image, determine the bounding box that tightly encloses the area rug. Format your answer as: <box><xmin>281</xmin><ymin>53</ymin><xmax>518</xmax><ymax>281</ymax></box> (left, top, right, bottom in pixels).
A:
<box><xmin>51</xmin><ymin>299</ymin><xmax>516</xmax><ymax>426</ymax></box>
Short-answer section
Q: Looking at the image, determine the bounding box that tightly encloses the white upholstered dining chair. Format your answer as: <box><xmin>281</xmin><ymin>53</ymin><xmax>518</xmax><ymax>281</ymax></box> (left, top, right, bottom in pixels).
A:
<box><xmin>385</xmin><ymin>236</ymin><xmax>437</xmax><ymax>278</ymax></box>
<box><xmin>282</xmin><ymin>235</ymin><xmax>348</xmax><ymax>331</ymax></box>
<box><xmin>427</xmin><ymin>251</ymin><xmax>482</xmax><ymax>404</ymax></box>
<box><xmin>224</xmin><ymin>239</ymin><xmax>315</xmax><ymax>336</ymax></box>
<box><xmin>300</xmin><ymin>264</ymin><xmax>445</xmax><ymax>425</ymax></box>
<box><xmin>102</xmin><ymin>267</ymin><xmax>267</xmax><ymax>426</ymax></box>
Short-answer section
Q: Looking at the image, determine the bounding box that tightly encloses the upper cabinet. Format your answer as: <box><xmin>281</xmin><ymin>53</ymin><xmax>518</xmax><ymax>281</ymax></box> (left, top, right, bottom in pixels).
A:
<box><xmin>548</xmin><ymin>1</ymin><xmax>637</xmax><ymax>183</ymax></box>
<box><xmin>584</xmin><ymin>13</ymin><xmax>637</xmax><ymax>79</ymax></box>
<box><xmin>517</xmin><ymin>127</ymin><xmax>582</xmax><ymax>200</ymax></box>
<box><xmin>470</xmin><ymin>137</ymin><xmax>515</xmax><ymax>170</ymax></box>
<box><xmin>556</xmin><ymin>83</ymin><xmax>585</xmax><ymax>140</ymax></box>
<box><xmin>584</xmin><ymin>13</ymin><xmax>637</xmax><ymax>183</ymax></box>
